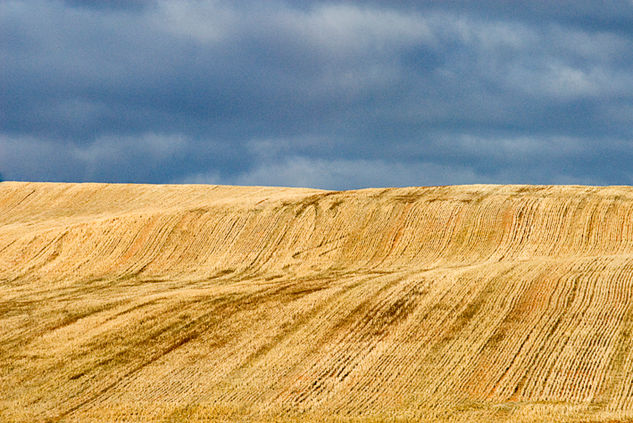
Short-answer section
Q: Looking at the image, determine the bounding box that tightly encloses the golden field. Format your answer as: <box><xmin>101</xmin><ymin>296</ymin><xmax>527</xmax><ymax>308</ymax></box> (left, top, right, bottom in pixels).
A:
<box><xmin>3</xmin><ymin>182</ymin><xmax>633</xmax><ymax>422</ymax></box>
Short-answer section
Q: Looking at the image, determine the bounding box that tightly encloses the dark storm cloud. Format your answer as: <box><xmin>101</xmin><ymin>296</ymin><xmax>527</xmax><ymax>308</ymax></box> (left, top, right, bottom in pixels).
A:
<box><xmin>2</xmin><ymin>0</ymin><xmax>633</xmax><ymax>188</ymax></box>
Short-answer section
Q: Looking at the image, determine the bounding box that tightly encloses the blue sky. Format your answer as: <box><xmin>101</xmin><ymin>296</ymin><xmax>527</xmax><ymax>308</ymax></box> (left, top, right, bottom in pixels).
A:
<box><xmin>2</xmin><ymin>0</ymin><xmax>633</xmax><ymax>189</ymax></box>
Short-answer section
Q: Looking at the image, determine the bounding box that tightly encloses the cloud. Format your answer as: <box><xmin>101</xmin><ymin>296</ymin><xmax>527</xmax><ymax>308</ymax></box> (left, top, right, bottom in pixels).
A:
<box><xmin>152</xmin><ymin>0</ymin><xmax>236</xmax><ymax>44</ymax></box>
<box><xmin>176</xmin><ymin>132</ymin><xmax>628</xmax><ymax>189</ymax></box>
<box><xmin>181</xmin><ymin>156</ymin><xmax>487</xmax><ymax>190</ymax></box>
<box><xmin>2</xmin><ymin>0</ymin><xmax>633</xmax><ymax>187</ymax></box>
<box><xmin>280</xmin><ymin>4</ymin><xmax>435</xmax><ymax>55</ymax></box>
<box><xmin>0</xmin><ymin>132</ymin><xmax>187</xmax><ymax>182</ymax></box>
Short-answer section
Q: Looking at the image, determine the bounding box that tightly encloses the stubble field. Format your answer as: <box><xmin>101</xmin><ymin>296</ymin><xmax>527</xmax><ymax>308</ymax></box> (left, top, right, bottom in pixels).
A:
<box><xmin>3</xmin><ymin>182</ymin><xmax>633</xmax><ymax>422</ymax></box>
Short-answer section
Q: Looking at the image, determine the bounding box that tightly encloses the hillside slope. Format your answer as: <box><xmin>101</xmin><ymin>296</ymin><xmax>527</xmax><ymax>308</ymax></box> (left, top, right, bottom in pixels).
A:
<box><xmin>3</xmin><ymin>182</ymin><xmax>633</xmax><ymax>422</ymax></box>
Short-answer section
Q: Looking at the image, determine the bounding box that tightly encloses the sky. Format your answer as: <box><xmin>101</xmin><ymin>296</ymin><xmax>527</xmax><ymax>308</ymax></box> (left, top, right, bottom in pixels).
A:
<box><xmin>2</xmin><ymin>0</ymin><xmax>633</xmax><ymax>189</ymax></box>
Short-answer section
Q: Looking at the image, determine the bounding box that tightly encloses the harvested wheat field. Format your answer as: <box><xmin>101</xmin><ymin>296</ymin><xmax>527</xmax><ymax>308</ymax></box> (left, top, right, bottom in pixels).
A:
<box><xmin>5</xmin><ymin>182</ymin><xmax>633</xmax><ymax>422</ymax></box>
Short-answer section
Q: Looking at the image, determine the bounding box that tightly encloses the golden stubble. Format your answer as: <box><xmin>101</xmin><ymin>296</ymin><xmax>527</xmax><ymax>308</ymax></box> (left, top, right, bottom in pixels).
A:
<box><xmin>2</xmin><ymin>182</ymin><xmax>633</xmax><ymax>422</ymax></box>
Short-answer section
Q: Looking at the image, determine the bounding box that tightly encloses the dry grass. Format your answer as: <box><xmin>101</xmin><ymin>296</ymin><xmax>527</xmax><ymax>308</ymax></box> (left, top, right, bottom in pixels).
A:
<box><xmin>3</xmin><ymin>182</ymin><xmax>633</xmax><ymax>422</ymax></box>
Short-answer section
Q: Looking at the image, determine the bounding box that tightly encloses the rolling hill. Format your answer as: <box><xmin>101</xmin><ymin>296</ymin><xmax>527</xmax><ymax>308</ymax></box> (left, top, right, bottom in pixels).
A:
<box><xmin>3</xmin><ymin>182</ymin><xmax>633</xmax><ymax>422</ymax></box>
